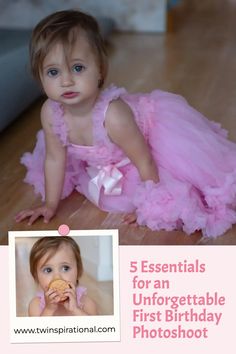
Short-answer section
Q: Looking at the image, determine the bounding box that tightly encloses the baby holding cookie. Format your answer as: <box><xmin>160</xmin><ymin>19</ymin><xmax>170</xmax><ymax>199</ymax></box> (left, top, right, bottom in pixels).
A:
<box><xmin>28</xmin><ymin>236</ymin><xmax>97</xmax><ymax>316</ymax></box>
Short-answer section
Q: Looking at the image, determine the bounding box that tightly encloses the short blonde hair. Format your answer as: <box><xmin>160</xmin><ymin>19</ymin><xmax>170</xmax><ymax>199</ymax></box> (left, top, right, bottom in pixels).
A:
<box><xmin>30</xmin><ymin>9</ymin><xmax>108</xmax><ymax>87</ymax></box>
<box><xmin>29</xmin><ymin>236</ymin><xmax>83</xmax><ymax>282</ymax></box>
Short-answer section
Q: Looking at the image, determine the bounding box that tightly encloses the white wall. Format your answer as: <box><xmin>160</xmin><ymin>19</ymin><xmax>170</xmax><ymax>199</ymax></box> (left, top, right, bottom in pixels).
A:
<box><xmin>75</xmin><ymin>235</ymin><xmax>113</xmax><ymax>281</ymax></box>
<box><xmin>0</xmin><ymin>0</ymin><xmax>167</xmax><ymax>32</ymax></box>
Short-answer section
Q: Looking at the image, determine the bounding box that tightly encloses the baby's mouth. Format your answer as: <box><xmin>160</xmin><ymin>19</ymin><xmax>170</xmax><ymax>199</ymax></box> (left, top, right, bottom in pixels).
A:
<box><xmin>62</xmin><ymin>91</ymin><xmax>79</xmax><ymax>99</ymax></box>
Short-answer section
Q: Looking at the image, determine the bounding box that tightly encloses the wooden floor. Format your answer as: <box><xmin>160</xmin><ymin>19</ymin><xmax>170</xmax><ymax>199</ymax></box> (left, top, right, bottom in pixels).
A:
<box><xmin>1</xmin><ymin>0</ymin><xmax>236</xmax><ymax>245</ymax></box>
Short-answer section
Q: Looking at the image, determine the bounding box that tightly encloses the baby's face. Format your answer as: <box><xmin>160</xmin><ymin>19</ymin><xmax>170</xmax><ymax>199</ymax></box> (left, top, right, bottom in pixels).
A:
<box><xmin>40</xmin><ymin>32</ymin><xmax>101</xmax><ymax>106</ymax></box>
<box><xmin>36</xmin><ymin>243</ymin><xmax>78</xmax><ymax>291</ymax></box>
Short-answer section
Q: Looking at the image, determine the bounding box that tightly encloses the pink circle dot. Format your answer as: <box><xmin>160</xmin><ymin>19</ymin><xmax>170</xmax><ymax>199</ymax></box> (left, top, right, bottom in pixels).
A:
<box><xmin>58</xmin><ymin>224</ymin><xmax>70</xmax><ymax>236</ymax></box>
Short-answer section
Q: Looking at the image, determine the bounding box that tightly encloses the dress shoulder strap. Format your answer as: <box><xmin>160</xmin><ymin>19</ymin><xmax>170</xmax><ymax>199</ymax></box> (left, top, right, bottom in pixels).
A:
<box><xmin>36</xmin><ymin>291</ymin><xmax>45</xmax><ymax>312</ymax></box>
<box><xmin>49</xmin><ymin>100</ymin><xmax>68</xmax><ymax>146</ymax></box>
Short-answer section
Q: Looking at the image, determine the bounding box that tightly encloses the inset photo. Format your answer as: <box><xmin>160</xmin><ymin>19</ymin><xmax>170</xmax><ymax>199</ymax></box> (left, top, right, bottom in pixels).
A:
<box><xmin>9</xmin><ymin>229</ymin><xmax>120</xmax><ymax>343</ymax></box>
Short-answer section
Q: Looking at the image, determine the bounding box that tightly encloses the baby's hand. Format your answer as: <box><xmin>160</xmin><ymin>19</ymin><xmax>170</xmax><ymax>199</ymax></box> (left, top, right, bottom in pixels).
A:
<box><xmin>15</xmin><ymin>205</ymin><xmax>56</xmax><ymax>225</ymax></box>
<box><xmin>62</xmin><ymin>283</ymin><xmax>81</xmax><ymax>315</ymax></box>
<box><xmin>123</xmin><ymin>212</ymin><xmax>138</xmax><ymax>227</ymax></box>
<box><xmin>44</xmin><ymin>288</ymin><xmax>61</xmax><ymax>313</ymax></box>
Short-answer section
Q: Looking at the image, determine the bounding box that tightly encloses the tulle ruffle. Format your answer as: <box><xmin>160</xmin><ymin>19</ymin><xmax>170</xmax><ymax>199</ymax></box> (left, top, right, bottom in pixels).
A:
<box><xmin>133</xmin><ymin>179</ymin><xmax>236</xmax><ymax>238</ymax></box>
<box><xmin>50</xmin><ymin>100</ymin><xmax>68</xmax><ymax>146</ymax></box>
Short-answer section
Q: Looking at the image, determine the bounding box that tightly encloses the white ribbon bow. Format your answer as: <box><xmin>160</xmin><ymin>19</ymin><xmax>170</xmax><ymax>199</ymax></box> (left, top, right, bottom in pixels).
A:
<box><xmin>86</xmin><ymin>158</ymin><xmax>130</xmax><ymax>205</ymax></box>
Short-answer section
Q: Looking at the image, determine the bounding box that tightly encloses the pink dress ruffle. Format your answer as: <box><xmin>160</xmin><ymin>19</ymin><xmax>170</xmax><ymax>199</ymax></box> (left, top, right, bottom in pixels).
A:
<box><xmin>21</xmin><ymin>85</ymin><xmax>236</xmax><ymax>237</ymax></box>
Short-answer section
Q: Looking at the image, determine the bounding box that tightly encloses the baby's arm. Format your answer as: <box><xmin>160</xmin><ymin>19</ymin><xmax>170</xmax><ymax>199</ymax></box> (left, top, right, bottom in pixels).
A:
<box><xmin>15</xmin><ymin>100</ymin><xmax>66</xmax><ymax>224</ymax></box>
<box><xmin>74</xmin><ymin>295</ymin><xmax>97</xmax><ymax>316</ymax></box>
<box><xmin>62</xmin><ymin>283</ymin><xmax>98</xmax><ymax>315</ymax></box>
<box><xmin>28</xmin><ymin>290</ymin><xmax>61</xmax><ymax>316</ymax></box>
<box><xmin>105</xmin><ymin>99</ymin><xmax>159</xmax><ymax>225</ymax></box>
<box><xmin>65</xmin><ymin>295</ymin><xmax>97</xmax><ymax>316</ymax></box>
<box><xmin>105</xmin><ymin>99</ymin><xmax>159</xmax><ymax>183</ymax></box>
<box><xmin>29</xmin><ymin>297</ymin><xmax>56</xmax><ymax>316</ymax></box>
<box><xmin>82</xmin><ymin>295</ymin><xmax>98</xmax><ymax>315</ymax></box>
<box><xmin>41</xmin><ymin>100</ymin><xmax>66</xmax><ymax>214</ymax></box>
<box><xmin>28</xmin><ymin>297</ymin><xmax>42</xmax><ymax>316</ymax></box>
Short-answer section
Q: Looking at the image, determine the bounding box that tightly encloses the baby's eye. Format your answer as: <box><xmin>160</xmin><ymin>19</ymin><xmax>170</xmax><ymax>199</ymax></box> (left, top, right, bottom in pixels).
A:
<box><xmin>47</xmin><ymin>69</ymin><xmax>59</xmax><ymax>77</ymax></box>
<box><xmin>72</xmin><ymin>64</ymin><xmax>84</xmax><ymax>73</ymax></box>
<box><xmin>62</xmin><ymin>265</ymin><xmax>70</xmax><ymax>272</ymax></box>
<box><xmin>43</xmin><ymin>267</ymin><xmax>52</xmax><ymax>273</ymax></box>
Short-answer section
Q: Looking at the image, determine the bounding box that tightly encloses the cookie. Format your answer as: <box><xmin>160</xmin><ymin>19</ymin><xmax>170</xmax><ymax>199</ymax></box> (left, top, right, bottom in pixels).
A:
<box><xmin>49</xmin><ymin>279</ymin><xmax>70</xmax><ymax>301</ymax></box>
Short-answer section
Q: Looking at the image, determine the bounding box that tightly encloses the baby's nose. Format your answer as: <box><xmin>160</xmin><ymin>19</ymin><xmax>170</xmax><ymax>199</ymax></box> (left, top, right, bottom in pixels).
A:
<box><xmin>53</xmin><ymin>272</ymin><xmax>67</xmax><ymax>282</ymax></box>
<box><xmin>53</xmin><ymin>273</ymin><xmax>62</xmax><ymax>280</ymax></box>
<box><xmin>61</xmin><ymin>71</ymin><xmax>74</xmax><ymax>87</ymax></box>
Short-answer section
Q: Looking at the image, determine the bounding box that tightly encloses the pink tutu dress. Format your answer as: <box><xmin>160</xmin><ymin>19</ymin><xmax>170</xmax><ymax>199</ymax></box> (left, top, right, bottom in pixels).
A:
<box><xmin>21</xmin><ymin>86</ymin><xmax>236</xmax><ymax>237</ymax></box>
